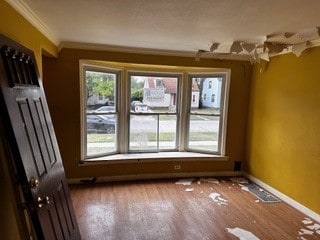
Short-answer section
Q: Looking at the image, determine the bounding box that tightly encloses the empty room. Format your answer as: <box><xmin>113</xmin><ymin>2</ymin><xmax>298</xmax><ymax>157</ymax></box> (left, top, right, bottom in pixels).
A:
<box><xmin>0</xmin><ymin>0</ymin><xmax>319</xmax><ymax>239</ymax></box>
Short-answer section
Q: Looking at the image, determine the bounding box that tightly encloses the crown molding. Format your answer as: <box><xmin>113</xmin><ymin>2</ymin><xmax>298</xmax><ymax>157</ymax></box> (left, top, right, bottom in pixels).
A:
<box><xmin>59</xmin><ymin>41</ymin><xmax>251</xmax><ymax>61</ymax></box>
<box><xmin>5</xmin><ymin>0</ymin><xmax>59</xmax><ymax>46</ymax></box>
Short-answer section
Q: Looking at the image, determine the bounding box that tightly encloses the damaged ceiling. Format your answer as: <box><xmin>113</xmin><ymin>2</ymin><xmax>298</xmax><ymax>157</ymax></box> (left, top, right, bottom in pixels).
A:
<box><xmin>10</xmin><ymin>0</ymin><xmax>320</xmax><ymax>60</ymax></box>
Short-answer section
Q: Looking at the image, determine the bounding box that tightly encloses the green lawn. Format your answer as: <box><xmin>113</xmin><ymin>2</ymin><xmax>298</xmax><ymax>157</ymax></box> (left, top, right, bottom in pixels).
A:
<box><xmin>88</xmin><ymin>131</ymin><xmax>218</xmax><ymax>143</ymax></box>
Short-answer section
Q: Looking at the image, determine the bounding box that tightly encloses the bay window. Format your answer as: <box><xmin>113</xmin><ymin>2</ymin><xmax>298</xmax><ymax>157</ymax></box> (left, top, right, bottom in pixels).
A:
<box><xmin>80</xmin><ymin>61</ymin><xmax>230</xmax><ymax>160</ymax></box>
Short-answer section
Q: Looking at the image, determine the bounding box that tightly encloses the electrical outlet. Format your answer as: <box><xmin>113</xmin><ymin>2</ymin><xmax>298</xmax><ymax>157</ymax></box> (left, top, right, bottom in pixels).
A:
<box><xmin>174</xmin><ymin>165</ymin><xmax>181</xmax><ymax>170</ymax></box>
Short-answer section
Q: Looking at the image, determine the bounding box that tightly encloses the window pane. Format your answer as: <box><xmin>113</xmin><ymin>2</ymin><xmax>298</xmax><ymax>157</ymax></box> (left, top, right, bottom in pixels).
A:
<box><xmin>86</xmin><ymin>114</ymin><xmax>117</xmax><ymax>156</ymax></box>
<box><xmin>130</xmin><ymin>75</ymin><xmax>178</xmax><ymax>153</ymax></box>
<box><xmin>191</xmin><ymin>77</ymin><xmax>222</xmax><ymax>115</ymax></box>
<box><xmin>86</xmin><ymin>70</ymin><xmax>117</xmax><ymax>156</ymax></box>
<box><xmin>86</xmin><ymin>71</ymin><xmax>116</xmax><ymax>112</ymax></box>
<box><xmin>159</xmin><ymin>115</ymin><xmax>177</xmax><ymax>150</ymax></box>
<box><xmin>130</xmin><ymin>115</ymin><xmax>158</xmax><ymax>151</ymax></box>
<box><xmin>188</xmin><ymin>116</ymin><xmax>220</xmax><ymax>152</ymax></box>
<box><xmin>131</xmin><ymin>76</ymin><xmax>178</xmax><ymax>113</ymax></box>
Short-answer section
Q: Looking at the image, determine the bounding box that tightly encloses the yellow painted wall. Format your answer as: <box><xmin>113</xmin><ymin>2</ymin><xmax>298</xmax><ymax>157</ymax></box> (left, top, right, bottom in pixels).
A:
<box><xmin>42</xmin><ymin>49</ymin><xmax>252</xmax><ymax>179</ymax></box>
<box><xmin>0</xmin><ymin>1</ymin><xmax>57</xmax><ymax>72</ymax></box>
<box><xmin>247</xmin><ymin>48</ymin><xmax>320</xmax><ymax>214</ymax></box>
<box><xmin>0</xmin><ymin>1</ymin><xmax>58</xmax><ymax>239</ymax></box>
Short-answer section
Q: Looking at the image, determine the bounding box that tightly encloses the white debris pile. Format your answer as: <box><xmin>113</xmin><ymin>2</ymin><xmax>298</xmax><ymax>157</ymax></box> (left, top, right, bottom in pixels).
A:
<box><xmin>185</xmin><ymin>188</ymin><xmax>194</xmax><ymax>192</ymax></box>
<box><xmin>196</xmin><ymin>177</ymin><xmax>220</xmax><ymax>184</ymax></box>
<box><xmin>298</xmin><ymin>217</ymin><xmax>320</xmax><ymax>239</ymax></box>
<box><xmin>230</xmin><ymin>177</ymin><xmax>249</xmax><ymax>184</ymax></box>
<box><xmin>209</xmin><ymin>192</ymin><xmax>229</xmax><ymax>206</ymax></box>
<box><xmin>227</xmin><ymin>227</ymin><xmax>260</xmax><ymax>240</ymax></box>
<box><xmin>175</xmin><ymin>178</ymin><xmax>194</xmax><ymax>186</ymax></box>
<box><xmin>240</xmin><ymin>185</ymin><xmax>249</xmax><ymax>192</ymax></box>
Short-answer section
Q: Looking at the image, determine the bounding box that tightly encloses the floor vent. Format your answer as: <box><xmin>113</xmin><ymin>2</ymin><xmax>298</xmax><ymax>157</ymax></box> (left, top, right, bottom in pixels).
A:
<box><xmin>244</xmin><ymin>182</ymin><xmax>280</xmax><ymax>203</ymax></box>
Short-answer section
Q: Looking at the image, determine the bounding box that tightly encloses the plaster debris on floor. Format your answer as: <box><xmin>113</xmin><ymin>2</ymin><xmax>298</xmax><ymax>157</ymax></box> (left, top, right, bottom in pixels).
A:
<box><xmin>227</xmin><ymin>227</ymin><xmax>260</xmax><ymax>240</ymax></box>
<box><xmin>209</xmin><ymin>192</ymin><xmax>229</xmax><ymax>206</ymax></box>
<box><xmin>230</xmin><ymin>177</ymin><xmax>249</xmax><ymax>184</ymax></box>
<box><xmin>185</xmin><ymin>188</ymin><xmax>194</xmax><ymax>192</ymax></box>
<box><xmin>197</xmin><ymin>177</ymin><xmax>220</xmax><ymax>184</ymax></box>
<box><xmin>175</xmin><ymin>178</ymin><xmax>194</xmax><ymax>186</ymax></box>
<box><xmin>306</xmin><ymin>223</ymin><xmax>320</xmax><ymax>231</ymax></box>
<box><xmin>298</xmin><ymin>217</ymin><xmax>320</xmax><ymax>238</ymax></box>
<box><xmin>255</xmin><ymin>200</ymin><xmax>260</xmax><ymax>203</ymax></box>
<box><xmin>240</xmin><ymin>185</ymin><xmax>250</xmax><ymax>192</ymax></box>
<box><xmin>299</xmin><ymin>229</ymin><xmax>314</xmax><ymax>235</ymax></box>
<box><xmin>302</xmin><ymin>217</ymin><xmax>313</xmax><ymax>225</ymax></box>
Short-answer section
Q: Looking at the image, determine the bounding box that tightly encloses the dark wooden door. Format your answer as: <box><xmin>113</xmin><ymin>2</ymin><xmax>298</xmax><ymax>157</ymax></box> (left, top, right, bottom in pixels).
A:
<box><xmin>0</xmin><ymin>35</ymin><xmax>81</xmax><ymax>239</ymax></box>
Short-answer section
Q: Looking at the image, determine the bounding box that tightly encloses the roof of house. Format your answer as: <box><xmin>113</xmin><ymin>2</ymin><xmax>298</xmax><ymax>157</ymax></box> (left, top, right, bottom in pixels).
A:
<box><xmin>146</xmin><ymin>77</ymin><xmax>199</xmax><ymax>93</ymax></box>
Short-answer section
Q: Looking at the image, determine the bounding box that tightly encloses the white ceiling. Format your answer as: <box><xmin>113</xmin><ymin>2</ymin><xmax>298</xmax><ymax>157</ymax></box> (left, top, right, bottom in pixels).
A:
<box><xmin>17</xmin><ymin>0</ymin><xmax>320</xmax><ymax>55</ymax></box>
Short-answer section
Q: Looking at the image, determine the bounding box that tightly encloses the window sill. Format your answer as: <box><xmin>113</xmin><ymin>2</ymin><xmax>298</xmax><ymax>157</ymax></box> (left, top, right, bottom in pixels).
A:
<box><xmin>80</xmin><ymin>152</ymin><xmax>229</xmax><ymax>165</ymax></box>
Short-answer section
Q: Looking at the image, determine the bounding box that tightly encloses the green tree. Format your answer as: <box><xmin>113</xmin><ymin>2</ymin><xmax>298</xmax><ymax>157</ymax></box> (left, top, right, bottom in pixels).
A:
<box><xmin>131</xmin><ymin>89</ymin><xmax>143</xmax><ymax>101</ymax></box>
<box><xmin>131</xmin><ymin>77</ymin><xmax>145</xmax><ymax>101</ymax></box>
<box><xmin>86</xmin><ymin>71</ymin><xmax>115</xmax><ymax>101</ymax></box>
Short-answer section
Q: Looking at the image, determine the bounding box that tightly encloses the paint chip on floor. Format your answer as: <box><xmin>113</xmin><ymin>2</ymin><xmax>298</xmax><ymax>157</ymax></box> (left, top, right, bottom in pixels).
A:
<box><xmin>302</xmin><ymin>219</ymin><xmax>313</xmax><ymax>225</ymax></box>
<box><xmin>197</xmin><ymin>177</ymin><xmax>220</xmax><ymax>184</ymax></box>
<box><xmin>185</xmin><ymin>188</ymin><xmax>194</xmax><ymax>192</ymax></box>
<box><xmin>299</xmin><ymin>228</ymin><xmax>314</xmax><ymax>235</ymax></box>
<box><xmin>209</xmin><ymin>192</ymin><xmax>229</xmax><ymax>206</ymax></box>
<box><xmin>206</xmin><ymin>178</ymin><xmax>220</xmax><ymax>184</ymax></box>
<box><xmin>175</xmin><ymin>179</ymin><xmax>193</xmax><ymax>186</ymax></box>
<box><xmin>241</xmin><ymin>186</ymin><xmax>249</xmax><ymax>192</ymax></box>
<box><xmin>230</xmin><ymin>177</ymin><xmax>249</xmax><ymax>184</ymax></box>
<box><xmin>300</xmin><ymin>217</ymin><xmax>320</xmax><ymax>237</ymax></box>
<box><xmin>227</xmin><ymin>227</ymin><xmax>260</xmax><ymax>240</ymax></box>
<box><xmin>306</xmin><ymin>223</ymin><xmax>320</xmax><ymax>231</ymax></box>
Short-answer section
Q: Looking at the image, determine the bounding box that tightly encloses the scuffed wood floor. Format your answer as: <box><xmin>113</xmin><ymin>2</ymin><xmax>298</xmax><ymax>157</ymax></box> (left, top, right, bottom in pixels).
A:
<box><xmin>69</xmin><ymin>177</ymin><xmax>319</xmax><ymax>240</ymax></box>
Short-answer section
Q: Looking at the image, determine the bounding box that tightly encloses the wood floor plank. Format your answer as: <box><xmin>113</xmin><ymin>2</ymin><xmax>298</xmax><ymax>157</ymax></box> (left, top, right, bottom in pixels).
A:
<box><xmin>69</xmin><ymin>178</ymin><xmax>320</xmax><ymax>240</ymax></box>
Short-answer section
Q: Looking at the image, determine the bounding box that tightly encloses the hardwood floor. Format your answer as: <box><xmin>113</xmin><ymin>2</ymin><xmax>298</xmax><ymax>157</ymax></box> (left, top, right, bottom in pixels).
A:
<box><xmin>70</xmin><ymin>177</ymin><xmax>320</xmax><ymax>240</ymax></box>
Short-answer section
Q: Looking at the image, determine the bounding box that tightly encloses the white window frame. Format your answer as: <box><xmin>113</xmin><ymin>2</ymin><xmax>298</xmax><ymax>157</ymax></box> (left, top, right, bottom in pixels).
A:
<box><xmin>186</xmin><ymin>72</ymin><xmax>230</xmax><ymax>156</ymax></box>
<box><xmin>80</xmin><ymin>63</ymin><xmax>121</xmax><ymax>159</ymax></box>
<box><xmin>80</xmin><ymin>60</ymin><xmax>230</xmax><ymax>160</ymax></box>
<box><xmin>127</xmin><ymin>72</ymin><xmax>181</xmax><ymax>153</ymax></box>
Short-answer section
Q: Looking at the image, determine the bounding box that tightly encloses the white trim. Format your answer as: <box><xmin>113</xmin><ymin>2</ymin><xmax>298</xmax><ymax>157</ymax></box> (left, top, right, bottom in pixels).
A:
<box><xmin>5</xmin><ymin>0</ymin><xmax>59</xmax><ymax>45</ymax></box>
<box><xmin>80</xmin><ymin>60</ymin><xmax>231</xmax><ymax>159</ymax></box>
<box><xmin>244</xmin><ymin>173</ymin><xmax>320</xmax><ymax>223</ymax></box>
<box><xmin>80</xmin><ymin>63</ymin><xmax>122</xmax><ymax>159</ymax></box>
<box><xmin>67</xmin><ymin>171</ymin><xmax>243</xmax><ymax>184</ymax></box>
<box><xmin>81</xmin><ymin>152</ymin><xmax>229</xmax><ymax>164</ymax></box>
<box><xmin>221</xmin><ymin>71</ymin><xmax>230</xmax><ymax>155</ymax></box>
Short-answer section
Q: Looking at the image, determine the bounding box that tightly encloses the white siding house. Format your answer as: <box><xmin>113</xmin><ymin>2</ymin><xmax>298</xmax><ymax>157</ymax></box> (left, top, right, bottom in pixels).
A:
<box><xmin>143</xmin><ymin>77</ymin><xmax>200</xmax><ymax>109</ymax></box>
<box><xmin>201</xmin><ymin>77</ymin><xmax>222</xmax><ymax>109</ymax></box>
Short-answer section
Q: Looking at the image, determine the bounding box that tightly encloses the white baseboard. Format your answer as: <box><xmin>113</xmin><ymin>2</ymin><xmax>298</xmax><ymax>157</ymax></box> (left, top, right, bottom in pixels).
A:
<box><xmin>67</xmin><ymin>171</ymin><xmax>244</xmax><ymax>184</ymax></box>
<box><xmin>244</xmin><ymin>173</ymin><xmax>320</xmax><ymax>223</ymax></box>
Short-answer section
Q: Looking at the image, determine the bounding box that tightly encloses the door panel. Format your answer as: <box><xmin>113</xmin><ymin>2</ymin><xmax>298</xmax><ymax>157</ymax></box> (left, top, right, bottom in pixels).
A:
<box><xmin>0</xmin><ymin>35</ymin><xmax>81</xmax><ymax>239</ymax></box>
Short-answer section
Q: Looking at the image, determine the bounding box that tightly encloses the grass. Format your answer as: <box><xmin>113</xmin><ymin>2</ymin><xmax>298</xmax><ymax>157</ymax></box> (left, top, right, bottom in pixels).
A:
<box><xmin>87</xmin><ymin>134</ymin><xmax>115</xmax><ymax>142</ymax></box>
<box><xmin>88</xmin><ymin>131</ymin><xmax>218</xmax><ymax>143</ymax></box>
